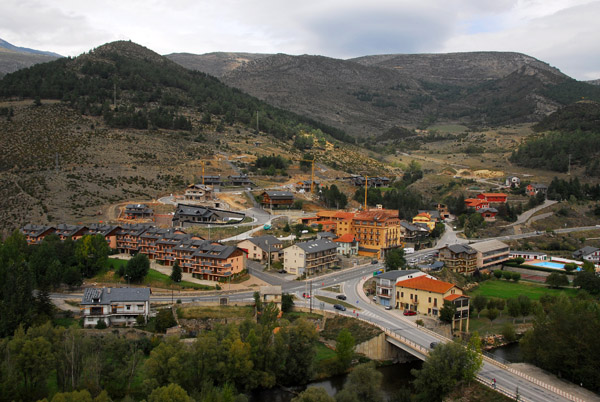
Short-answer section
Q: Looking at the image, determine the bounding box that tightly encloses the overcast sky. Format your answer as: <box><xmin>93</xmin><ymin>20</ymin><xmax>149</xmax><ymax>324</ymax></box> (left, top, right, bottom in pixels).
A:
<box><xmin>0</xmin><ymin>0</ymin><xmax>598</xmax><ymax>80</ymax></box>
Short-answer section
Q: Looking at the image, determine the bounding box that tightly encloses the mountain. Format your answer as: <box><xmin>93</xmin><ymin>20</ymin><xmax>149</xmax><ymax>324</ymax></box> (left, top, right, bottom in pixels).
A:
<box><xmin>587</xmin><ymin>79</ymin><xmax>600</xmax><ymax>86</ymax></box>
<box><xmin>0</xmin><ymin>38</ymin><xmax>61</xmax><ymax>77</ymax></box>
<box><xmin>165</xmin><ymin>51</ymin><xmax>271</xmax><ymax>78</ymax></box>
<box><xmin>0</xmin><ymin>38</ymin><xmax>62</xmax><ymax>57</ymax></box>
<box><xmin>167</xmin><ymin>51</ymin><xmax>600</xmax><ymax>136</ymax></box>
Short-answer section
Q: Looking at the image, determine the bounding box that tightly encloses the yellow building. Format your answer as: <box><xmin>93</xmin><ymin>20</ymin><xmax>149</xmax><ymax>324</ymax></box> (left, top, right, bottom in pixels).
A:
<box><xmin>395</xmin><ymin>276</ymin><xmax>469</xmax><ymax>332</ymax></box>
<box><xmin>352</xmin><ymin>209</ymin><xmax>403</xmax><ymax>258</ymax></box>
<box><xmin>412</xmin><ymin>212</ymin><xmax>436</xmax><ymax>231</ymax></box>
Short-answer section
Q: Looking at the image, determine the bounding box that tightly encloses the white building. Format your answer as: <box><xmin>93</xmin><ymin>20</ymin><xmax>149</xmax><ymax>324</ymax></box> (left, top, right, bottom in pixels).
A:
<box><xmin>80</xmin><ymin>287</ymin><xmax>150</xmax><ymax>328</ymax></box>
<box><xmin>283</xmin><ymin>239</ymin><xmax>338</xmax><ymax>277</ymax></box>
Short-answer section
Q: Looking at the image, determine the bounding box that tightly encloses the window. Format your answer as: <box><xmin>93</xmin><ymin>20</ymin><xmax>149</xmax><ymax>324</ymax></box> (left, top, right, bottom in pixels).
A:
<box><xmin>428</xmin><ymin>297</ymin><xmax>431</xmax><ymax>303</ymax></box>
<box><xmin>137</xmin><ymin>304</ymin><xmax>144</xmax><ymax>310</ymax></box>
<box><xmin>126</xmin><ymin>305</ymin><xmax>131</xmax><ymax>311</ymax></box>
<box><xmin>401</xmin><ymin>292</ymin><xmax>403</xmax><ymax>298</ymax></box>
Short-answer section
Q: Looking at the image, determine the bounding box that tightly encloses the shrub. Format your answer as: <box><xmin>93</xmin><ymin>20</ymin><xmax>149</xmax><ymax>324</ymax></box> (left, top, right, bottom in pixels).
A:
<box><xmin>493</xmin><ymin>270</ymin><xmax>503</xmax><ymax>279</ymax></box>
<box><xmin>501</xmin><ymin>323</ymin><xmax>517</xmax><ymax>342</ymax></box>
<box><xmin>511</xmin><ymin>272</ymin><xmax>521</xmax><ymax>282</ymax></box>
<box><xmin>502</xmin><ymin>271</ymin><xmax>512</xmax><ymax>280</ymax></box>
<box><xmin>96</xmin><ymin>319</ymin><xmax>107</xmax><ymax>329</ymax></box>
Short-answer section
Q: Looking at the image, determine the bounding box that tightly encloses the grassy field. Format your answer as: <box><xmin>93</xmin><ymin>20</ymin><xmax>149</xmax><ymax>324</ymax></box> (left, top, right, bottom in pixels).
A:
<box><xmin>102</xmin><ymin>258</ymin><xmax>216</xmax><ymax>290</ymax></box>
<box><xmin>176</xmin><ymin>305</ymin><xmax>254</xmax><ymax>319</ymax></box>
<box><xmin>315</xmin><ymin>342</ymin><xmax>337</xmax><ymax>362</ymax></box>
<box><xmin>52</xmin><ymin>317</ymin><xmax>80</xmax><ymax>328</ymax></box>
<box><xmin>320</xmin><ymin>316</ymin><xmax>382</xmax><ymax>344</ymax></box>
<box><xmin>469</xmin><ymin>279</ymin><xmax>577</xmax><ymax>300</ymax></box>
<box><xmin>315</xmin><ymin>295</ymin><xmax>360</xmax><ymax>311</ymax></box>
<box><xmin>283</xmin><ymin>311</ymin><xmax>323</xmax><ymax>321</ymax></box>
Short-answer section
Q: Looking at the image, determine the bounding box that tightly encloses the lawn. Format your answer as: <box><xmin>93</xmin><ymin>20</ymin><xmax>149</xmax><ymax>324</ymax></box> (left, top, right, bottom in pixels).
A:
<box><xmin>52</xmin><ymin>317</ymin><xmax>80</xmax><ymax>328</ymax></box>
<box><xmin>320</xmin><ymin>316</ymin><xmax>382</xmax><ymax>344</ymax></box>
<box><xmin>315</xmin><ymin>295</ymin><xmax>361</xmax><ymax>311</ymax></box>
<box><xmin>98</xmin><ymin>259</ymin><xmax>217</xmax><ymax>290</ymax></box>
<box><xmin>315</xmin><ymin>342</ymin><xmax>337</xmax><ymax>362</ymax></box>
<box><xmin>469</xmin><ymin>279</ymin><xmax>577</xmax><ymax>300</ymax></box>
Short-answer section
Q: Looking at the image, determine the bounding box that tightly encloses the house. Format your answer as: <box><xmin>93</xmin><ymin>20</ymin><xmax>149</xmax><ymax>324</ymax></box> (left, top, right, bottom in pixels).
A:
<box><xmin>395</xmin><ymin>276</ymin><xmax>469</xmax><ymax>331</ymax></box>
<box><xmin>477</xmin><ymin>207</ymin><xmax>498</xmax><ymax>222</ymax></box>
<box><xmin>312</xmin><ymin>221</ymin><xmax>337</xmax><ymax>233</ymax></box>
<box><xmin>334</xmin><ymin>233</ymin><xmax>359</xmax><ymax>256</ymax></box>
<box><xmin>375</xmin><ymin>270</ymin><xmax>429</xmax><ymax>307</ymax></box>
<box><xmin>505</xmin><ymin>176</ymin><xmax>521</xmax><ymax>188</ymax></box>
<box><xmin>186</xmin><ymin>242</ymin><xmax>246</xmax><ymax>281</ymax></box>
<box><xmin>184</xmin><ymin>184</ymin><xmax>213</xmax><ymax>201</ymax></box>
<box><xmin>476</xmin><ymin>193</ymin><xmax>508</xmax><ymax>204</ymax></box>
<box><xmin>202</xmin><ymin>175</ymin><xmax>223</xmax><ymax>186</ymax></box>
<box><xmin>526</xmin><ymin>184</ymin><xmax>548</xmax><ymax>197</ymax></box>
<box><xmin>87</xmin><ymin>224</ymin><xmax>121</xmax><ymax>249</ymax></box>
<box><xmin>123</xmin><ymin>204</ymin><xmax>154</xmax><ymax>220</ymax></box>
<box><xmin>573</xmin><ymin>246</ymin><xmax>600</xmax><ymax>263</ymax></box>
<box><xmin>464</xmin><ymin>198</ymin><xmax>489</xmax><ymax>210</ymax></box>
<box><xmin>283</xmin><ymin>239</ymin><xmax>338</xmax><ymax>277</ymax></box>
<box><xmin>438</xmin><ymin>244</ymin><xmax>478</xmax><ymax>275</ymax></box>
<box><xmin>351</xmin><ymin>209</ymin><xmax>403</xmax><ymax>258</ymax></box>
<box><xmin>436</xmin><ymin>203</ymin><xmax>451</xmax><ymax>219</ymax></box>
<box><xmin>116</xmin><ymin>224</ymin><xmax>151</xmax><ymax>254</ymax></box>
<box><xmin>316</xmin><ymin>210</ymin><xmax>355</xmax><ymax>236</ymax></box>
<box><xmin>21</xmin><ymin>224</ymin><xmax>56</xmax><ymax>245</ymax></box>
<box><xmin>470</xmin><ymin>240</ymin><xmax>510</xmax><ymax>271</ymax></box>
<box><xmin>259</xmin><ymin>286</ymin><xmax>282</xmax><ymax>310</ymax></box>
<box><xmin>417</xmin><ymin>261</ymin><xmax>445</xmax><ymax>271</ymax></box>
<box><xmin>400</xmin><ymin>221</ymin><xmax>429</xmax><ymax>245</ymax></box>
<box><xmin>172</xmin><ymin>204</ymin><xmax>245</xmax><ymax>227</ymax></box>
<box><xmin>54</xmin><ymin>224</ymin><xmax>88</xmax><ymax>241</ymax></box>
<box><xmin>317</xmin><ymin>231</ymin><xmax>337</xmax><ymax>240</ymax></box>
<box><xmin>237</xmin><ymin>235</ymin><xmax>283</xmax><ymax>263</ymax></box>
<box><xmin>412</xmin><ymin>212</ymin><xmax>436</xmax><ymax>231</ymax></box>
<box><xmin>349</xmin><ymin>176</ymin><xmax>390</xmax><ymax>188</ymax></box>
<box><xmin>296</xmin><ymin>180</ymin><xmax>319</xmax><ymax>192</ymax></box>
<box><xmin>510</xmin><ymin>250</ymin><xmax>548</xmax><ymax>261</ymax></box>
<box><xmin>260</xmin><ymin>191</ymin><xmax>294</xmax><ymax>208</ymax></box>
<box><xmin>80</xmin><ymin>287</ymin><xmax>150</xmax><ymax>328</ymax></box>
<box><xmin>228</xmin><ymin>174</ymin><xmax>254</xmax><ymax>187</ymax></box>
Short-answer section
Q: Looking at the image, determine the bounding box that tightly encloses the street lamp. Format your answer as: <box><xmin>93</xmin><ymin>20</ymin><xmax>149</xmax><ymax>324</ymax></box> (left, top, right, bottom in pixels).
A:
<box><xmin>266</xmin><ymin>240</ymin><xmax>271</xmax><ymax>271</ymax></box>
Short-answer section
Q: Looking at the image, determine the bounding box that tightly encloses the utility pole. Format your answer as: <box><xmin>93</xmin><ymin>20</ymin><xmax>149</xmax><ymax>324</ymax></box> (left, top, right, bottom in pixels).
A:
<box><xmin>266</xmin><ymin>240</ymin><xmax>271</xmax><ymax>271</ymax></box>
<box><xmin>256</xmin><ymin>111</ymin><xmax>259</xmax><ymax>133</ymax></box>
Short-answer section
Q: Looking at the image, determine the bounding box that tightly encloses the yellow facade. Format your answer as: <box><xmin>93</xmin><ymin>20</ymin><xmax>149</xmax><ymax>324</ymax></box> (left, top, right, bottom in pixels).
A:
<box><xmin>412</xmin><ymin>212</ymin><xmax>435</xmax><ymax>231</ymax></box>
<box><xmin>352</xmin><ymin>210</ymin><xmax>403</xmax><ymax>258</ymax></box>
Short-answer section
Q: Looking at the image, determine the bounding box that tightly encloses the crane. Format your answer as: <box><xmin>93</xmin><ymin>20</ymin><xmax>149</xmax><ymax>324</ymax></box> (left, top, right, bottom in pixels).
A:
<box><xmin>296</xmin><ymin>156</ymin><xmax>316</xmax><ymax>193</ymax></box>
<box><xmin>199</xmin><ymin>161</ymin><xmax>206</xmax><ymax>185</ymax></box>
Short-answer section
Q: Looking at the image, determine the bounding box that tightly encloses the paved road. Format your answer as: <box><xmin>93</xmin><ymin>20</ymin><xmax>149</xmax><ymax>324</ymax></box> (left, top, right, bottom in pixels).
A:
<box><xmin>503</xmin><ymin>199</ymin><xmax>558</xmax><ymax>227</ymax></box>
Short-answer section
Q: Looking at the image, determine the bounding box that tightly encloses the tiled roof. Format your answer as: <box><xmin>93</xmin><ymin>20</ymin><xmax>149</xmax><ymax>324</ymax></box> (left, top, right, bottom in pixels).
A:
<box><xmin>264</xmin><ymin>191</ymin><xmax>294</xmax><ymax>199</ymax></box>
<box><xmin>81</xmin><ymin>287</ymin><xmax>150</xmax><ymax>304</ymax></box>
<box><xmin>293</xmin><ymin>239</ymin><xmax>337</xmax><ymax>253</ymax></box>
<box><xmin>397</xmin><ymin>276</ymin><xmax>455</xmax><ymax>294</ymax></box>
<box><xmin>353</xmin><ymin>210</ymin><xmax>399</xmax><ymax>221</ymax></box>
<box><xmin>480</xmin><ymin>193</ymin><xmax>507</xmax><ymax>197</ymax></box>
<box><xmin>377</xmin><ymin>269</ymin><xmax>421</xmax><ymax>280</ymax></box>
<box><xmin>444</xmin><ymin>294</ymin><xmax>468</xmax><ymax>301</ymax></box>
<box><xmin>446</xmin><ymin>244</ymin><xmax>477</xmax><ymax>254</ymax></box>
<box><xmin>335</xmin><ymin>233</ymin><xmax>356</xmax><ymax>243</ymax></box>
<box><xmin>247</xmin><ymin>235</ymin><xmax>282</xmax><ymax>251</ymax></box>
<box><xmin>470</xmin><ymin>239</ymin><xmax>509</xmax><ymax>253</ymax></box>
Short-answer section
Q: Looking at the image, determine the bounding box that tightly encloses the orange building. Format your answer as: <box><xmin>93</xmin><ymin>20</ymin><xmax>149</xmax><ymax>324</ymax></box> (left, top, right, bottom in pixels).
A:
<box><xmin>412</xmin><ymin>212</ymin><xmax>436</xmax><ymax>231</ymax></box>
<box><xmin>465</xmin><ymin>198</ymin><xmax>489</xmax><ymax>210</ymax></box>
<box><xmin>477</xmin><ymin>193</ymin><xmax>507</xmax><ymax>204</ymax></box>
<box><xmin>352</xmin><ymin>209</ymin><xmax>403</xmax><ymax>258</ymax></box>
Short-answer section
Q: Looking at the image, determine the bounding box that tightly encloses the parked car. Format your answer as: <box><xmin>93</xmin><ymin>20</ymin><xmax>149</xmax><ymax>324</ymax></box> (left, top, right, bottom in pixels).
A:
<box><xmin>371</xmin><ymin>260</ymin><xmax>378</xmax><ymax>264</ymax></box>
<box><xmin>333</xmin><ymin>304</ymin><xmax>346</xmax><ymax>311</ymax></box>
<box><xmin>302</xmin><ymin>293</ymin><xmax>311</xmax><ymax>299</ymax></box>
<box><xmin>385</xmin><ymin>306</ymin><xmax>392</xmax><ymax>310</ymax></box>
<box><xmin>373</xmin><ymin>296</ymin><xmax>377</xmax><ymax>302</ymax></box>
<box><xmin>403</xmin><ymin>310</ymin><xmax>417</xmax><ymax>316</ymax></box>
<box><xmin>336</xmin><ymin>294</ymin><xmax>347</xmax><ymax>300</ymax></box>
<box><xmin>430</xmin><ymin>342</ymin><xmax>440</xmax><ymax>349</ymax></box>
<box><xmin>278</xmin><ymin>269</ymin><xmax>287</xmax><ymax>274</ymax></box>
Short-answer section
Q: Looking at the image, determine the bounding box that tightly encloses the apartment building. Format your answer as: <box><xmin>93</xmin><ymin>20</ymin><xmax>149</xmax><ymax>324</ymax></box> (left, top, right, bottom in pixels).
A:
<box><xmin>80</xmin><ymin>287</ymin><xmax>150</xmax><ymax>328</ymax></box>
<box><xmin>438</xmin><ymin>244</ymin><xmax>478</xmax><ymax>275</ymax></box>
<box><xmin>375</xmin><ymin>270</ymin><xmax>429</xmax><ymax>307</ymax></box>
<box><xmin>352</xmin><ymin>209</ymin><xmax>403</xmax><ymax>258</ymax></box>
<box><xmin>470</xmin><ymin>240</ymin><xmax>510</xmax><ymax>271</ymax></box>
<box><xmin>284</xmin><ymin>239</ymin><xmax>338</xmax><ymax>277</ymax></box>
<box><xmin>237</xmin><ymin>235</ymin><xmax>283</xmax><ymax>263</ymax></box>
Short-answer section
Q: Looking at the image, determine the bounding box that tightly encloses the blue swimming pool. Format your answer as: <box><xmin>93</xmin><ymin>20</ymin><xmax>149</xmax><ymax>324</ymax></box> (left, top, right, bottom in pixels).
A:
<box><xmin>530</xmin><ymin>261</ymin><xmax>565</xmax><ymax>269</ymax></box>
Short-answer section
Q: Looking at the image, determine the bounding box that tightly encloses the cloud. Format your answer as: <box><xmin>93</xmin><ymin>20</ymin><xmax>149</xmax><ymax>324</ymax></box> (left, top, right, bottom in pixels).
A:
<box><xmin>0</xmin><ymin>0</ymin><xmax>597</xmax><ymax>80</ymax></box>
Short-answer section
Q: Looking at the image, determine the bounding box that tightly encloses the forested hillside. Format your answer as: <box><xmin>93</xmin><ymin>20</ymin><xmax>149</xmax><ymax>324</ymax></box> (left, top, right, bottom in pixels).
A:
<box><xmin>0</xmin><ymin>41</ymin><xmax>353</xmax><ymax>143</ymax></box>
<box><xmin>510</xmin><ymin>101</ymin><xmax>600</xmax><ymax>174</ymax></box>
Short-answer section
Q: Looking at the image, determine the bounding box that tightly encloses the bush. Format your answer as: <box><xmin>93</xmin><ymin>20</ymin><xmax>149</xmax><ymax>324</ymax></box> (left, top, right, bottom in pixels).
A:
<box><xmin>136</xmin><ymin>315</ymin><xmax>146</xmax><ymax>326</ymax></box>
<box><xmin>493</xmin><ymin>270</ymin><xmax>503</xmax><ymax>279</ymax></box>
<box><xmin>96</xmin><ymin>319</ymin><xmax>107</xmax><ymax>329</ymax></box>
<box><xmin>502</xmin><ymin>271</ymin><xmax>512</xmax><ymax>280</ymax></box>
<box><xmin>501</xmin><ymin>323</ymin><xmax>517</xmax><ymax>342</ymax></box>
<box><xmin>511</xmin><ymin>272</ymin><xmax>521</xmax><ymax>282</ymax></box>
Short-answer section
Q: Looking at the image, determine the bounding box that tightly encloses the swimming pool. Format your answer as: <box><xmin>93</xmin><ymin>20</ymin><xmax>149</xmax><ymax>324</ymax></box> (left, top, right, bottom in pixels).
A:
<box><xmin>529</xmin><ymin>261</ymin><xmax>566</xmax><ymax>269</ymax></box>
<box><xmin>529</xmin><ymin>261</ymin><xmax>581</xmax><ymax>271</ymax></box>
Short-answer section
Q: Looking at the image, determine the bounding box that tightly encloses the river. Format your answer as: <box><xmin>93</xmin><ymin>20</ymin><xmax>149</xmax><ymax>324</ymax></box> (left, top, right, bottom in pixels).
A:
<box><xmin>250</xmin><ymin>361</ymin><xmax>423</xmax><ymax>401</ymax></box>
<box><xmin>486</xmin><ymin>342</ymin><xmax>523</xmax><ymax>363</ymax></box>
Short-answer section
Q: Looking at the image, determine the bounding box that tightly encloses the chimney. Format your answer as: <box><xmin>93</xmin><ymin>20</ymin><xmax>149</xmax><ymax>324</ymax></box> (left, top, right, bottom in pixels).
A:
<box><xmin>107</xmin><ymin>288</ymin><xmax>111</xmax><ymax>294</ymax></box>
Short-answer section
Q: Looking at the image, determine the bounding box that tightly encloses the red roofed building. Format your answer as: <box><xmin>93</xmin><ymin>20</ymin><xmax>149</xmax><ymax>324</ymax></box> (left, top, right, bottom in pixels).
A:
<box><xmin>395</xmin><ymin>276</ymin><xmax>469</xmax><ymax>331</ymax></box>
<box><xmin>352</xmin><ymin>209</ymin><xmax>402</xmax><ymax>258</ymax></box>
<box><xmin>465</xmin><ymin>198</ymin><xmax>490</xmax><ymax>210</ymax></box>
<box><xmin>477</xmin><ymin>193</ymin><xmax>508</xmax><ymax>204</ymax></box>
<box><xmin>334</xmin><ymin>233</ymin><xmax>359</xmax><ymax>255</ymax></box>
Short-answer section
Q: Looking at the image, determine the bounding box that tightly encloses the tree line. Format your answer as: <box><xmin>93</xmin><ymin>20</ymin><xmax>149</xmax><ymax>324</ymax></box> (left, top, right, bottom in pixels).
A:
<box><xmin>0</xmin><ymin>46</ymin><xmax>354</xmax><ymax>144</ymax></box>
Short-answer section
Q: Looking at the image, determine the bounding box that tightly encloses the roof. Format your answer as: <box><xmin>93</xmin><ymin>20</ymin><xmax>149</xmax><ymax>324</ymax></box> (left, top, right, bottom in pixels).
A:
<box><xmin>118</xmin><ymin>224</ymin><xmax>151</xmax><ymax>236</ymax></box>
<box><xmin>378</xmin><ymin>269</ymin><xmax>422</xmax><ymax>280</ymax></box>
<box><xmin>511</xmin><ymin>250</ymin><xmax>547</xmax><ymax>256</ymax></box>
<box><xmin>263</xmin><ymin>191</ymin><xmax>294</xmax><ymax>199</ymax></box>
<box><xmin>530</xmin><ymin>183</ymin><xmax>547</xmax><ymax>189</ymax></box>
<box><xmin>477</xmin><ymin>207</ymin><xmax>498</xmax><ymax>214</ymax></box>
<box><xmin>317</xmin><ymin>231</ymin><xmax>337</xmax><ymax>239</ymax></box>
<box><xmin>397</xmin><ymin>276</ymin><xmax>456</xmax><ymax>294</ymax></box>
<box><xmin>192</xmin><ymin>242</ymin><xmax>239</xmax><ymax>259</ymax></box>
<box><xmin>470</xmin><ymin>239</ymin><xmax>509</xmax><ymax>253</ymax></box>
<box><xmin>293</xmin><ymin>239</ymin><xmax>337</xmax><ymax>253</ymax></box>
<box><xmin>335</xmin><ymin>233</ymin><xmax>356</xmax><ymax>243</ymax></box>
<box><xmin>87</xmin><ymin>224</ymin><xmax>121</xmax><ymax>236</ymax></box>
<box><xmin>175</xmin><ymin>204</ymin><xmax>215</xmax><ymax>218</ymax></box>
<box><xmin>81</xmin><ymin>287</ymin><xmax>150</xmax><ymax>305</ymax></box>
<box><xmin>21</xmin><ymin>224</ymin><xmax>55</xmax><ymax>237</ymax></box>
<box><xmin>353</xmin><ymin>209</ymin><xmax>399</xmax><ymax>222</ymax></box>
<box><xmin>418</xmin><ymin>210</ymin><xmax>441</xmax><ymax>219</ymax></box>
<box><xmin>260</xmin><ymin>285</ymin><xmax>282</xmax><ymax>295</ymax></box>
<box><xmin>445</xmin><ymin>244</ymin><xmax>477</xmax><ymax>254</ymax></box>
<box><xmin>480</xmin><ymin>193</ymin><xmax>508</xmax><ymax>197</ymax></box>
<box><xmin>573</xmin><ymin>246</ymin><xmax>600</xmax><ymax>258</ymax></box>
<box><xmin>401</xmin><ymin>221</ymin><xmax>428</xmax><ymax>232</ymax></box>
<box><xmin>55</xmin><ymin>224</ymin><xmax>87</xmax><ymax>237</ymax></box>
<box><xmin>444</xmin><ymin>294</ymin><xmax>469</xmax><ymax>301</ymax></box>
<box><xmin>246</xmin><ymin>235</ymin><xmax>282</xmax><ymax>251</ymax></box>
<box><xmin>417</xmin><ymin>261</ymin><xmax>445</xmax><ymax>271</ymax></box>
